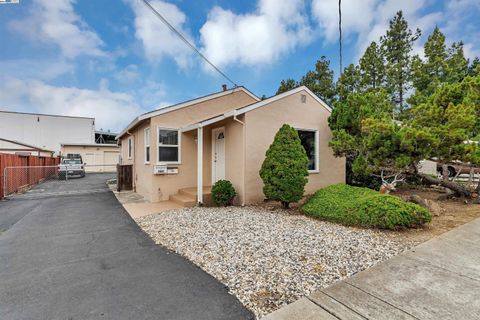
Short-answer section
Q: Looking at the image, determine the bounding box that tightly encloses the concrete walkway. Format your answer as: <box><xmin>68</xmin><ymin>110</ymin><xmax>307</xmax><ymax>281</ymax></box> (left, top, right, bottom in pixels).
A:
<box><xmin>263</xmin><ymin>217</ymin><xmax>480</xmax><ymax>320</ymax></box>
<box><xmin>0</xmin><ymin>174</ymin><xmax>252</xmax><ymax>320</ymax></box>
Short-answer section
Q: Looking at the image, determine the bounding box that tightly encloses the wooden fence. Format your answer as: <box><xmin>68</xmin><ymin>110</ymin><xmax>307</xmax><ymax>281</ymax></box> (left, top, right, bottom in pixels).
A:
<box><xmin>0</xmin><ymin>153</ymin><xmax>60</xmax><ymax>198</ymax></box>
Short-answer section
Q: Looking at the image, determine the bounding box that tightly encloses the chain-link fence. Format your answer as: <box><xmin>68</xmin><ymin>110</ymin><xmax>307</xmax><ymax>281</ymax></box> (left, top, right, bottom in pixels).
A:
<box><xmin>2</xmin><ymin>164</ymin><xmax>117</xmax><ymax>198</ymax></box>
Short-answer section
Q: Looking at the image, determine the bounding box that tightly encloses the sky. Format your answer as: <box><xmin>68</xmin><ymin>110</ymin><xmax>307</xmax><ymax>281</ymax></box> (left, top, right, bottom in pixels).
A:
<box><xmin>1</xmin><ymin>0</ymin><xmax>479</xmax><ymax>132</ymax></box>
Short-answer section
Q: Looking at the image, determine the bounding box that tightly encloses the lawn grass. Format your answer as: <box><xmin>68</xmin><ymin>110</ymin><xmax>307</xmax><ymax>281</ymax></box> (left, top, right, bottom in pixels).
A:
<box><xmin>302</xmin><ymin>184</ymin><xmax>432</xmax><ymax>230</ymax></box>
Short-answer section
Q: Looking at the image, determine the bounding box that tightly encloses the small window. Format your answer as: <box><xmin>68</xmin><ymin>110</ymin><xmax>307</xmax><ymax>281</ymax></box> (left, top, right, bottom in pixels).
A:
<box><xmin>158</xmin><ymin>128</ymin><xmax>180</xmax><ymax>164</ymax></box>
<box><xmin>127</xmin><ymin>137</ymin><xmax>133</xmax><ymax>159</ymax></box>
<box><xmin>297</xmin><ymin>129</ymin><xmax>319</xmax><ymax>172</ymax></box>
<box><xmin>144</xmin><ymin>128</ymin><xmax>151</xmax><ymax>164</ymax></box>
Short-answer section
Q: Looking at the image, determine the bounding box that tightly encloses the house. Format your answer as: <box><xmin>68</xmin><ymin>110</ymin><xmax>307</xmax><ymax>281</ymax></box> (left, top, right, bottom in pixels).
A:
<box><xmin>117</xmin><ymin>86</ymin><xmax>345</xmax><ymax>206</ymax></box>
<box><xmin>0</xmin><ymin>137</ymin><xmax>54</xmax><ymax>157</ymax></box>
<box><xmin>61</xmin><ymin>143</ymin><xmax>120</xmax><ymax>172</ymax></box>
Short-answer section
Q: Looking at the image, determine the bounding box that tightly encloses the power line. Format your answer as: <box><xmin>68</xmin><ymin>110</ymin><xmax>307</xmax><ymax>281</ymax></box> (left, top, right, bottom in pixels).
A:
<box><xmin>140</xmin><ymin>0</ymin><xmax>237</xmax><ymax>87</ymax></box>
<box><xmin>338</xmin><ymin>0</ymin><xmax>343</xmax><ymax>75</ymax></box>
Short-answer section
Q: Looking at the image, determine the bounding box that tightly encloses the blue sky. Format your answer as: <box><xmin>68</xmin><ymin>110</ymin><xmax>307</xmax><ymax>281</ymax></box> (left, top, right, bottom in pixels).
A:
<box><xmin>1</xmin><ymin>0</ymin><xmax>479</xmax><ymax>132</ymax></box>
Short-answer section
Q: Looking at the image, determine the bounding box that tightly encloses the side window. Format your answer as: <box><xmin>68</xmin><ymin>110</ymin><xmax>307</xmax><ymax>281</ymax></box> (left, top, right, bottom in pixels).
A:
<box><xmin>144</xmin><ymin>128</ymin><xmax>151</xmax><ymax>163</ymax></box>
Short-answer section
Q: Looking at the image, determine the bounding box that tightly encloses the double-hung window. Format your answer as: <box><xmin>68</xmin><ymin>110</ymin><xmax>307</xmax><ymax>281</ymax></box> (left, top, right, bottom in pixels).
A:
<box><xmin>157</xmin><ymin>128</ymin><xmax>180</xmax><ymax>164</ymax></box>
<box><xmin>144</xmin><ymin>128</ymin><xmax>151</xmax><ymax>164</ymax></box>
<box><xmin>297</xmin><ymin>129</ymin><xmax>319</xmax><ymax>172</ymax></box>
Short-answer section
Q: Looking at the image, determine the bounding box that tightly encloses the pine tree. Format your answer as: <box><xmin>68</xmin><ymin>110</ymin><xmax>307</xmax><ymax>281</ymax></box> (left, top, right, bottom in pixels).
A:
<box><xmin>336</xmin><ymin>64</ymin><xmax>361</xmax><ymax>101</ymax></box>
<box><xmin>381</xmin><ymin>11</ymin><xmax>421</xmax><ymax>117</ymax></box>
<box><xmin>259</xmin><ymin>124</ymin><xmax>309</xmax><ymax>208</ymax></box>
<box><xmin>445</xmin><ymin>42</ymin><xmax>469</xmax><ymax>83</ymax></box>
<box><xmin>299</xmin><ymin>56</ymin><xmax>336</xmax><ymax>106</ymax></box>
<box><xmin>409</xmin><ymin>27</ymin><xmax>448</xmax><ymax>105</ymax></box>
<box><xmin>469</xmin><ymin>57</ymin><xmax>480</xmax><ymax>76</ymax></box>
<box><xmin>276</xmin><ymin>79</ymin><xmax>298</xmax><ymax>94</ymax></box>
<box><xmin>359</xmin><ymin>41</ymin><xmax>385</xmax><ymax>90</ymax></box>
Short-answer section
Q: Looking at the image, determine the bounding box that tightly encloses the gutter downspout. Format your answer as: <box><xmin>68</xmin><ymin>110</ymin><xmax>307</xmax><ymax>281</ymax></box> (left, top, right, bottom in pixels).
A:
<box><xmin>127</xmin><ymin>130</ymin><xmax>136</xmax><ymax>191</ymax></box>
<box><xmin>233</xmin><ymin>110</ymin><xmax>246</xmax><ymax>206</ymax></box>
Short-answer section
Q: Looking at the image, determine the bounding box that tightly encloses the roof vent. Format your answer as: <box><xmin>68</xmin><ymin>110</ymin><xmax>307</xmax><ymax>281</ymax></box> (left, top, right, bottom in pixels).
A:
<box><xmin>301</xmin><ymin>94</ymin><xmax>307</xmax><ymax>103</ymax></box>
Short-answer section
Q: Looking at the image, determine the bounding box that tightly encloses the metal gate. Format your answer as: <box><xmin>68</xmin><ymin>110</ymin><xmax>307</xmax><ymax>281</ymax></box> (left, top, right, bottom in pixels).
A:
<box><xmin>2</xmin><ymin>164</ymin><xmax>118</xmax><ymax>199</ymax></box>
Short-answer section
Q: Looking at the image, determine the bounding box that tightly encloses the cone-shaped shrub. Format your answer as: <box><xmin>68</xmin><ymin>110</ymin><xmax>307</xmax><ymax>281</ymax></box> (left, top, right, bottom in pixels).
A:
<box><xmin>260</xmin><ymin>124</ymin><xmax>309</xmax><ymax>208</ymax></box>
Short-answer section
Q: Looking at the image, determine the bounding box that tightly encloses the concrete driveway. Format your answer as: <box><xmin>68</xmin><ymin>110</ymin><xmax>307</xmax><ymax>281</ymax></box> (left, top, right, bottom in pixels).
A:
<box><xmin>0</xmin><ymin>174</ymin><xmax>253</xmax><ymax>320</ymax></box>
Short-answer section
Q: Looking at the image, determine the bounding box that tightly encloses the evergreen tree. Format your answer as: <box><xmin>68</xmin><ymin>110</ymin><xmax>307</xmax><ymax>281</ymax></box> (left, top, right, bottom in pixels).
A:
<box><xmin>359</xmin><ymin>41</ymin><xmax>385</xmax><ymax>90</ymax></box>
<box><xmin>409</xmin><ymin>27</ymin><xmax>448</xmax><ymax>105</ymax></box>
<box><xmin>299</xmin><ymin>56</ymin><xmax>336</xmax><ymax>106</ymax></box>
<box><xmin>336</xmin><ymin>64</ymin><xmax>361</xmax><ymax>101</ymax></box>
<box><xmin>469</xmin><ymin>57</ymin><xmax>480</xmax><ymax>76</ymax></box>
<box><xmin>445</xmin><ymin>42</ymin><xmax>469</xmax><ymax>83</ymax></box>
<box><xmin>276</xmin><ymin>79</ymin><xmax>298</xmax><ymax>94</ymax></box>
<box><xmin>259</xmin><ymin>124</ymin><xmax>309</xmax><ymax>208</ymax></box>
<box><xmin>381</xmin><ymin>11</ymin><xmax>421</xmax><ymax>117</ymax></box>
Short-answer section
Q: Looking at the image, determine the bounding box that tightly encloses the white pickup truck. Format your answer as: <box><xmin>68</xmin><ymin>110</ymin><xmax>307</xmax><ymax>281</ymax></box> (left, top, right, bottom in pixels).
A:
<box><xmin>58</xmin><ymin>158</ymin><xmax>86</xmax><ymax>180</ymax></box>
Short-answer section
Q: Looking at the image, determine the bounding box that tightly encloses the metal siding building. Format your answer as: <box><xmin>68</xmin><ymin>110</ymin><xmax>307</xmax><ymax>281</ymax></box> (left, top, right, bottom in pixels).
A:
<box><xmin>0</xmin><ymin>111</ymin><xmax>95</xmax><ymax>154</ymax></box>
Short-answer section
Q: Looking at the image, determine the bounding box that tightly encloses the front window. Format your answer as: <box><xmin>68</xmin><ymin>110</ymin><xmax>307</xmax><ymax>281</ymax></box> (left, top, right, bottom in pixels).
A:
<box><xmin>297</xmin><ymin>129</ymin><xmax>318</xmax><ymax>171</ymax></box>
<box><xmin>158</xmin><ymin>128</ymin><xmax>180</xmax><ymax>163</ymax></box>
<box><xmin>144</xmin><ymin>128</ymin><xmax>150</xmax><ymax>163</ymax></box>
<box><xmin>63</xmin><ymin>159</ymin><xmax>81</xmax><ymax>165</ymax></box>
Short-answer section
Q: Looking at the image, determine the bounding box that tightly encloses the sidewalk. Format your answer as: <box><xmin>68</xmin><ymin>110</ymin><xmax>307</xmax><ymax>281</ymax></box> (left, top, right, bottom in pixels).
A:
<box><xmin>263</xmin><ymin>217</ymin><xmax>480</xmax><ymax>320</ymax></box>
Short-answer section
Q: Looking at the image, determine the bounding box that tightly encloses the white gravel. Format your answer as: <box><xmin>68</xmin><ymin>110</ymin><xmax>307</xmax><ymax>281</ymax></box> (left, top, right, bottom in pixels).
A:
<box><xmin>136</xmin><ymin>206</ymin><xmax>415</xmax><ymax>318</ymax></box>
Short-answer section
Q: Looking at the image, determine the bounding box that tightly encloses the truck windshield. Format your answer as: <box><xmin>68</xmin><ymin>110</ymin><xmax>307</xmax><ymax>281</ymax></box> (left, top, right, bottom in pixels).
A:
<box><xmin>63</xmin><ymin>159</ymin><xmax>82</xmax><ymax>165</ymax></box>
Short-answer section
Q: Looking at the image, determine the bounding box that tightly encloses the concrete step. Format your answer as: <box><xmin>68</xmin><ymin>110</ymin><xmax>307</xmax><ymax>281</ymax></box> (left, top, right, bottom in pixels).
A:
<box><xmin>169</xmin><ymin>193</ymin><xmax>196</xmax><ymax>207</ymax></box>
<box><xmin>179</xmin><ymin>186</ymin><xmax>212</xmax><ymax>197</ymax></box>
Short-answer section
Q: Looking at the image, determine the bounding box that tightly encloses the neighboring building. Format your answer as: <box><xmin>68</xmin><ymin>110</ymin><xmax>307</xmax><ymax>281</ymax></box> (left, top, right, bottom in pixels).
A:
<box><xmin>95</xmin><ymin>130</ymin><xmax>117</xmax><ymax>144</ymax></box>
<box><xmin>0</xmin><ymin>137</ymin><xmax>54</xmax><ymax>157</ymax></box>
<box><xmin>61</xmin><ymin>143</ymin><xmax>120</xmax><ymax>172</ymax></box>
<box><xmin>0</xmin><ymin>110</ymin><xmax>95</xmax><ymax>154</ymax></box>
<box><xmin>117</xmin><ymin>86</ymin><xmax>346</xmax><ymax>206</ymax></box>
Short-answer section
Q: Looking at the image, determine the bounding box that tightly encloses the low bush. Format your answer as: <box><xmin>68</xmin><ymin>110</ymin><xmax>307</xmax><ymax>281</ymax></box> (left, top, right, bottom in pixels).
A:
<box><xmin>211</xmin><ymin>180</ymin><xmax>236</xmax><ymax>207</ymax></box>
<box><xmin>302</xmin><ymin>184</ymin><xmax>431</xmax><ymax>229</ymax></box>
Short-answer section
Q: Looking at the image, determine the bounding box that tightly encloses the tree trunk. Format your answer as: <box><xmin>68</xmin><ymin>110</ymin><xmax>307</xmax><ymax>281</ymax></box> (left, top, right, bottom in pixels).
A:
<box><xmin>416</xmin><ymin>172</ymin><xmax>472</xmax><ymax>198</ymax></box>
<box><xmin>442</xmin><ymin>164</ymin><xmax>449</xmax><ymax>181</ymax></box>
<box><xmin>281</xmin><ymin>201</ymin><xmax>290</xmax><ymax>209</ymax></box>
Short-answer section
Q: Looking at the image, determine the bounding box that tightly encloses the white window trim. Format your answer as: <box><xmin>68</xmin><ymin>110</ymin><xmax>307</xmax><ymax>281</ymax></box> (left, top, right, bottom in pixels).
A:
<box><xmin>296</xmin><ymin>128</ymin><xmax>319</xmax><ymax>173</ymax></box>
<box><xmin>127</xmin><ymin>136</ymin><xmax>133</xmax><ymax>160</ymax></box>
<box><xmin>157</xmin><ymin>127</ymin><xmax>181</xmax><ymax>165</ymax></box>
<box><xmin>144</xmin><ymin>127</ymin><xmax>151</xmax><ymax>164</ymax></box>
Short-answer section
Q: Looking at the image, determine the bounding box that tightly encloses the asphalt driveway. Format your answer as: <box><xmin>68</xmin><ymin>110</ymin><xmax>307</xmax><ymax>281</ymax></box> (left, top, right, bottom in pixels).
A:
<box><xmin>0</xmin><ymin>173</ymin><xmax>253</xmax><ymax>320</ymax></box>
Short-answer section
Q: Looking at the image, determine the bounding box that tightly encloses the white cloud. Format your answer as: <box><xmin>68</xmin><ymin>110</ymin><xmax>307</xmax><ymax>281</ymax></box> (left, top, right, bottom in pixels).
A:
<box><xmin>114</xmin><ymin>64</ymin><xmax>141</xmax><ymax>83</ymax></box>
<box><xmin>199</xmin><ymin>0</ymin><xmax>312</xmax><ymax>67</ymax></box>
<box><xmin>312</xmin><ymin>0</ymin><xmax>443</xmax><ymax>59</ymax></box>
<box><xmin>127</xmin><ymin>0</ymin><xmax>193</xmax><ymax>67</ymax></box>
<box><xmin>0</xmin><ymin>78</ymin><xmax>144</xmax><ymax>132</ymax></box>
<box><xmin>0</xmin><ymin>59</ymin><xmax>74</xmax><ymax>81</ymax></box>
<box><xmin>9</xmin><ymin>0</ymin><xmax>105</xmax><ymax>58</ymax></box>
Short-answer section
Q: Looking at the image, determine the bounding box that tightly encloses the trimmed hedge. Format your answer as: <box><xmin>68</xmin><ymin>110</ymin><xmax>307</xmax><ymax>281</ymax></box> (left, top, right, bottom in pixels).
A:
<box><xmin>211</xmin><ymin>180</ymin><xmax>236</xmax><ymax>207</ymax></box>
<box><xmin>302</xmin><ymin>184</ymin><xmax>431</xmax><ymax>229</ymax></box>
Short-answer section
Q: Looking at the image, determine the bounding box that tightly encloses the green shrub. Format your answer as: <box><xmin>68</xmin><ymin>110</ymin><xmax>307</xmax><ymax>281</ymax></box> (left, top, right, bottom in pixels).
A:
<box><xmin>302</xmin><ymin>184</ymin><xmax>431</xmax><ymax>229</ymax></box>
<box><xmin>211</xmin><ymin>180</ymin><xmax>236</xmax><ymax>207</ymax></box>
<box><xmin>259</xmin><ymin>124</ymin><xmax>309</xmax><ymax>208</ymax></box>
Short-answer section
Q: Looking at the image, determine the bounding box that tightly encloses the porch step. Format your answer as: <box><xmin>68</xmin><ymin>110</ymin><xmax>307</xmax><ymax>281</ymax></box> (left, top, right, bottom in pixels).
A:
<box><xmin>179</xmin><ymin>186</ymin><xmax>212</xmax><ymax>197</ymax></box>
<box><xmin>169</xmin><ymin>193</ymin><xmax>196</xmax><ymax>208</ymax></box>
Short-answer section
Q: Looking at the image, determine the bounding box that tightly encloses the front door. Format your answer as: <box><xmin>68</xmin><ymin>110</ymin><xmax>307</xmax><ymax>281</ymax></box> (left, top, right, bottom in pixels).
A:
<box><xmin>212</xmin><ymin>127</ymin><xmax>225</xmax><ymax>183</ymax></box>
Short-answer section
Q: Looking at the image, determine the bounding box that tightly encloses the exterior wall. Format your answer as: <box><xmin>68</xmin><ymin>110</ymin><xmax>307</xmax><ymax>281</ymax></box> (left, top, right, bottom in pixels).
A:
<box><xmin>61</xmin><ymin>144</ymin><xmax>120</xmax><ymax>172</ymax></box>
<box><xmin>0</xmin><ymin>139</ymin><xmax>52</xmax><ymax>157</ymax></box>
<box><xmin>244</xmin><ymin>89</ymin><xmax>346</xmax><ymax>204</ymax></box>
<box><xmin>123</xmin><ymin>90</ymin><xmax>256</xmax><ymax>202</ymax></box>
<box><xmin>0</xmin><ymin>111</ymin><xmax>95</xmax><ymax>154</ymax></box>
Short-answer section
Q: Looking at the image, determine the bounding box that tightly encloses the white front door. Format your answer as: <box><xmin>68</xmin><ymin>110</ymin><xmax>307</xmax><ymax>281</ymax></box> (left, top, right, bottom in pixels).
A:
<box><xmin>212</xmin><ymin>127</ymin><xmax>225</xmax><ymax>183</ymax></box>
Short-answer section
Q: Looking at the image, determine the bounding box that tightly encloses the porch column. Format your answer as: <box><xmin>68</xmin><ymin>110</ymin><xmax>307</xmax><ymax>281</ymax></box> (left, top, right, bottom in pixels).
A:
<box><xmin>197</xmin><ymin>126</ymin><xmax>203</xmax><ymax>206</ymax></box>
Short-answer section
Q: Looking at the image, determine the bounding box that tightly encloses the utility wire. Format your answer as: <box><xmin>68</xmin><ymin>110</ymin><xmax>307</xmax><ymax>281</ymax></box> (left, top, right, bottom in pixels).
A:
<box><xmin>338</xmin><ymin>0</ymin><xmax>342</xmax><ymax>75</ymax></box>
<box><xmin>140</xmin><ymin>0</ymin><xmax>237</xmax><ymax>87</ymax></box>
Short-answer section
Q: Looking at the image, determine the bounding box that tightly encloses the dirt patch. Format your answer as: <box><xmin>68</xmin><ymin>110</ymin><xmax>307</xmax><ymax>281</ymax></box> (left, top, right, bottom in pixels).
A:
<box><xmin>389</xmin><ymin>188</ymin><xmax>480</xmax><ymax>243</ymax></box>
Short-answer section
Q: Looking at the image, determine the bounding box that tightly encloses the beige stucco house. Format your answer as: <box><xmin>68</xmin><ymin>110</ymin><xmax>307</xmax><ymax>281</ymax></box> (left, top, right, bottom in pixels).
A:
<box><xmin>117</xmin><ymin>86</ymin><xmax>345</xmax><ymax>206</ymax></box>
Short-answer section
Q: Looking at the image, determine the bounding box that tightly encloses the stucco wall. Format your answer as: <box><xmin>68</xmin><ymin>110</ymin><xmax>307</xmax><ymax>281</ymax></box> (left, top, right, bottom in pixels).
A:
<box><xmin>244</xmin><ymin>89</ymin><xmax>346</xmax><ymax>204</ymax></box>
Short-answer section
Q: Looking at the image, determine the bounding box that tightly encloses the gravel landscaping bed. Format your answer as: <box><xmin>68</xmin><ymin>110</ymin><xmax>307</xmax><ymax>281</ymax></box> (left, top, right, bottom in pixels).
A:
<box><xmin>136</xmin><ymin>206</ymin><xmax>416</xmax><ymax>318</ymax></box>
